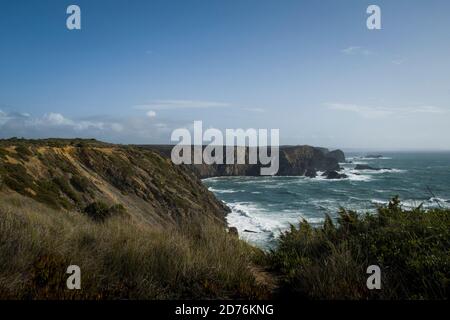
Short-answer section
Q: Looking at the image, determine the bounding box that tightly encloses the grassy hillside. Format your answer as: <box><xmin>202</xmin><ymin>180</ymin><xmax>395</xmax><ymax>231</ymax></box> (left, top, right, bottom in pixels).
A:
<box><xmin>0</xmin><ymin>194</ymin><xmax>269</xmax><ymax>299</ymax></box>
<box><xmin>0</xmin><ymin>138</ymin><xmax>228</xmax><ymax>227</ymax></box>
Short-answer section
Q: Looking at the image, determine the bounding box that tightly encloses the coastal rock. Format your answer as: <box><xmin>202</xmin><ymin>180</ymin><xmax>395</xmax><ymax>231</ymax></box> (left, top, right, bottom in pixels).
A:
<box><xmin>146</xmin><ymin>145</ymin><xmax>346</xmax><ymax>178</ymax></box>
<box><xmin>305</xmin><ymin>169</ymin><xmax>317</xmax><ymax>178</ymax></box>
<box><xmin>321</xmin><ymin>170</ymin><xmax>348</xmax><ymax>179</ymax></box>
<box><xmin>355</xmin><ymin>164</ymin><xmax>392</xmax><ymax>171</ymax></box>
<box><xmin>365</xmin><ymin>154</ymin><xmax>383</xmax><ymax>159</ymax></box>
<box><xmin>355</xmin><ymin>164</ymin><xmax>379</xmax><ymax>170</ymax></box>
<box><xmin>326</xmin><ymin>150</ymin><xmax>346</xmax><ymax>163</ymax></box>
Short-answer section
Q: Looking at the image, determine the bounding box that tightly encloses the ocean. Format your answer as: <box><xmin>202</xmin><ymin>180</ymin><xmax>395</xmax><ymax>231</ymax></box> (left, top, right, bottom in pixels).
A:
<box><xmin>203</xmin><ymin>152</ymin><xmax>450</xmax><ymax>249</ymax></box>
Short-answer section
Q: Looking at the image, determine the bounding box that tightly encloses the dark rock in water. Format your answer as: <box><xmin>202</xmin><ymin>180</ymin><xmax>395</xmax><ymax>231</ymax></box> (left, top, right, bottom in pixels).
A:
<box><xmin>355</xmin><ymin>164</ymin><xmax>392</xmax><ymax>171</ymax></box>
<box><xmin>355</xmin><ymin>164</ymin><xmax>379</xmax><ymax>170</ymax></box>
<box><xmin>305</xmin><ymin>169</ymin><xmax>317</xmax><ymax>178</ymax></box>
<box><xmin>365</xmin><ymin>154</ymin><xmax>383</xmax><ymax>159</ymax></box>
<box><xmin>321</xmin><ymin>170</ymin><xmax>348</xmax><ymax>179</ymax></box>
<box><xmin>228</xmin><ymin>227</ymin><xmax>239</xmax><ymax>237</ymax></box>
<box><xmin>244</xmin><ymin>229</ymin><xmax>258</xmax><ymax>233</ymax></box>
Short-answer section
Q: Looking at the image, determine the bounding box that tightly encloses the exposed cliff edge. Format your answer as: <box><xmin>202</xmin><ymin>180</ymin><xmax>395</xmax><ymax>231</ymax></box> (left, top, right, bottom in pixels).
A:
<box><xmin>144</xmin><ymin>145</ymin><xmax>346</xmax><ymax>178</ymax></box>
<box><xmin>0</xmin><ymin>139</ymin><xmax>228</xmax><ymax>227</ymax></box>
<box><xmin>0</xmin><ymin>139</ymin><xmax>345</xmax><ymax>228</ymax></box>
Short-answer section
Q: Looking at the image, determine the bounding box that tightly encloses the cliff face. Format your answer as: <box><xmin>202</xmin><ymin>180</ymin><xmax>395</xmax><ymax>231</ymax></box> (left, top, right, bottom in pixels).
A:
<box><xmin>0</xmin><ymin>139</ymin><xmax>228</xmax><ymax>227</ymax></box>
<box><xmin>276</xmin><ymin>146</ymin><xmax>342</xmax><ymax>176</ymax></box>
<box><xmin>0</xmin><ymin>139</ymin><xmax>345</xmax><ymax>226</ymax></box>
<box><xmin>146</xmin><ymin>145</ymin><xmax>345</xmax><ymax>178</ymax></box>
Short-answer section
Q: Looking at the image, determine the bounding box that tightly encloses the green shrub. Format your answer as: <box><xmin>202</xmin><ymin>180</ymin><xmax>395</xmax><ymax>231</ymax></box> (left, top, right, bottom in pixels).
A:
<box><xmin>83</xmin><ymin>202</ymin><xmax>111</xmax><ymax>222</ymax></box>
<box><xmin>269</xmin><ymin>197</ymin><xmax>450</xmax><ymax>300</ymax></box>
<box><xmin>0</xmin><ymin>148</ymin><xmax>10</xmax><ymax>159</ymax></box>
<box><xmin>1</xmin><ymin>163</ymin><xmax>34</xmax><ymax>194</ymax></box>
<box><xmin>35</xmin><ymin>180</ymin><xmax>71</xmax><ymax>209</ymax></box>
<box><xmin>70</xmin><ymin>175</ymin><xmax>91</xmax><ymax>193</ymax></box>
<box><xmin>14</xmin><ymin>145</ymin><xmax>33</xmax><ymax>160</ymax></box>
<box><xmin>108</xmin><ymin>204</ymin><xmax>128</xmax><ymax>217</ymax></box>
<box><xmin>53</xmin><ymin>177</ymin><xmax>80</xmax><ymax>203</ymax></box>
<box><xmin>83</xmin><ymin>202</ymin><xmax>128</xmax><ymax>222</ymax></box>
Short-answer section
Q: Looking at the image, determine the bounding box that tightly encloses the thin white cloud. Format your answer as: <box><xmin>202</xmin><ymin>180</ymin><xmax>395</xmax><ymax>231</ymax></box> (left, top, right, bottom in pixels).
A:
<box><xmin>409</xmin><ymin>105</ymin><xmax>446</xmax><ymax>114</ymax></box>
<box><xmin>243</xmin><ymin>107</ymin><xmax>265</xmax><ymax>113</ymax></box>
<box><xmin>341</xmin><ymin>46</ymin><xmax>372</xmax><ymax>56</ymax></box>
<box><xmin>0</xmin><ymin>111</ymin><xmax>124</xmax><ymax>133</ymax></box>
<box><xmin>391</xmin><ymin>58</ymin><xmax>405</xmax><ymax>65</ymax></box>
<box><xmin>134</xmin><ymin>100</ymin><xmax>231</xmax><ymax>111</ymax></box>
<box><xmin>326</xmin><ymin>103</ymin><xmax>447</xmax><ymax>119</ymax></box>
<box><xmin>146</xmin><ymin>110</ymin><xmax>156</xmax><ymax>118</ymax></box>
<box><xmin>0</xmin><ymin>110</ymin><xmax>184</xmax><ymax>143</ymax></box>
<box><xmin>31</xmin><ymin>113</ymin><xmax>107</xmax><ymax>131</ymax></box>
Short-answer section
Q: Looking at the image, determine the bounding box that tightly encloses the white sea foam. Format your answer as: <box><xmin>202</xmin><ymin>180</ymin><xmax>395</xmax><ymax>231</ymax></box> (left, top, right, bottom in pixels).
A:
<box><xmin>336</xmin><ymin>166</ymin><xmax>406</xmax><ymax>182</ymax></box>
<box><xmin>353</xmin><ymin>168</ymin><xmax>406</xmax><ymax>174</ymax></box>
<box><xmin>371</xmin><ymin>199</ymin><xmax>387</xmax><ymax>205</ymax></box>
<box><xmin>349</xmin><ymin>161</ymin><xmax>369</xmax><ymax>165</ymax></box>
<box><xmin>207</xmin><ymin>187</ymin><xmax>239</xmax><ymax>193</ymax></box>
<box><xmin>306</xmin><ymin>217</ymin><xmax>325</xmax><ymax>224</ymax></box>
<box><xmin>371</xmin><ymin>198</ymin><xmax>450</xmax><ymax>209</ymax></box>
<box><xmin>348</xmin><ymin>156</ymin><xmax>392</xmax><ymax>161</ymax></box>
<box><xmin>312</xmin><ymin>168</ymin><xmax>372</xmax><ymax>182</ymax></box>
<box><xmin>345</xmin><ymin>172</ymin><xmax>372</xmax><ymax>181</ymax></box>
<box><xmin>225</xmin><ymin>202</ymin><xmax>307</xmax><ymax>247</ymax></box>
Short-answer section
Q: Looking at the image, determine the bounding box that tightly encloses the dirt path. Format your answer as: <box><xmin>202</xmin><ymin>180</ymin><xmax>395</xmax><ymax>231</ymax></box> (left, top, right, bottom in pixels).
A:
<box><xmin>250</xmin><ymin>265</ymin><xmax>280</xmax><ymax>297</ymax></box>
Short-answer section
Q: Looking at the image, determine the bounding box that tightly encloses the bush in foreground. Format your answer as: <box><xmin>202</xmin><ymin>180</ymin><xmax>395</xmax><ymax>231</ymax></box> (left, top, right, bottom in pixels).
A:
<box><xmin>269</xmin><ymin>197</ymin><xmax>450</xmax><ymax>300</ymax></box>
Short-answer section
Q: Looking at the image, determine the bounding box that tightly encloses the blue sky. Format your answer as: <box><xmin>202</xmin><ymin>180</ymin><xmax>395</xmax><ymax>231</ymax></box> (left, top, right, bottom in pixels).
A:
<box><xmin>1</xmin><ymin>0</ymin><xmax>449</xmax><ymax>149</ymax></box>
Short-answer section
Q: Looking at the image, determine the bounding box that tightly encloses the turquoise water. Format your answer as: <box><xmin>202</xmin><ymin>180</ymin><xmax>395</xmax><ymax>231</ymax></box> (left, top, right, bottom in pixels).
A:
<box><xmin>203</xmin><ymin>152</ymin><xmax>450</xmax><ymax>248</ymax></box>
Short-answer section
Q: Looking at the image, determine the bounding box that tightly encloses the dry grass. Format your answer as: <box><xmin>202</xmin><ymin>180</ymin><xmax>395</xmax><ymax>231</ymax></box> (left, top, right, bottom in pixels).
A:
<box><xmin>0</xmin><ymin>195</ymin><xmax>269</xmax><ymax>300</ymax></box>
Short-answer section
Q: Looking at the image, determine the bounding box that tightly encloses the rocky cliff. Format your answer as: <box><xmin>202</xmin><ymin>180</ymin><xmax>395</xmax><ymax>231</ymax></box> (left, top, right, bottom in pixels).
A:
<box><xmin>0</xmin><ymin>139</ymin><xmax>228</xmax><ymax>227</ymax></box>
<box><xmin>145</xmin><ymin>145</ymin><xmax>346</xmax><ymax>178</ymax></box>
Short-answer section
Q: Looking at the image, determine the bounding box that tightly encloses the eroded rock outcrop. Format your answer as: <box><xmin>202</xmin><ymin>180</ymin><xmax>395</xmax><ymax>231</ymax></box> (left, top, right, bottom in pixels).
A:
<box><xmin>321</xmin><ymin>170</ymin><xmax>348</xmax><ymax>180</ymax></box>
<box><xmin>0</xmin><ymin>139</ymin><xmax>229</xmax><ymax>227</ymax></box>
<box><xmin>146</xmin><ymin>145</ymin><xmax>346</xmax><ymax>179</ymax></box>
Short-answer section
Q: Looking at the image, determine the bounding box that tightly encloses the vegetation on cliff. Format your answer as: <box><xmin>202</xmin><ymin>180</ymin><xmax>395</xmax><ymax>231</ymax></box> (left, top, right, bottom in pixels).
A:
<box><xmin>0</xmin><ymin>138</ymin><xmax>228</xmax><ymax>227</ymax></box>
<box><xmin>268</xmin><ymin>197</ymin><xmax>450</xmax><ymax>300</ymax></box>
<box><xmin>0</xmin><ymin>195</ymin><xmax>268</xmax><ymax>299</ymax></box>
